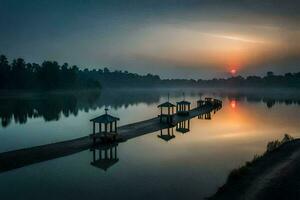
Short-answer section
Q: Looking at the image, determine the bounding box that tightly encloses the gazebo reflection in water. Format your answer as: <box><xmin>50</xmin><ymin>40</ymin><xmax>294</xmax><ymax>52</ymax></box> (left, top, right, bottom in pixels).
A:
<box><xmin>90</xmin><ymin>143</ymin><xmax>119</xmax><ymax>171</ymax></box>
<box><xmin>157</xmin><ymin>127</ymin><xmax>175</xmax><ymax>142</ymax></box>
<box><xmin>198</xmin><ymin>112</ymin><xmax>211</xmax><ymax>120</ymax></box>
<box><xmin>176</xmin><ymin>119</ymin><xmax>190</xmax><ymax>134</ymax></box>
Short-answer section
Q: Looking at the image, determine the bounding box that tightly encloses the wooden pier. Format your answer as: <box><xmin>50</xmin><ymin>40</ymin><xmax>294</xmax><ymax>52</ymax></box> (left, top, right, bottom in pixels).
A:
<box><xmin>0</xmin><ymin>98</ymin><xmax>222</xmax><ymax>173</ymax></box>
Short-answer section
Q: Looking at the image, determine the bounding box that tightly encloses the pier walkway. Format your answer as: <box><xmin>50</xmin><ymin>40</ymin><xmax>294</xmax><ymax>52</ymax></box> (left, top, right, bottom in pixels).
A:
<box><xmin>0</xmin><ymin>102</ymin><xmax>221</xmax><ymax>173</ymax></box>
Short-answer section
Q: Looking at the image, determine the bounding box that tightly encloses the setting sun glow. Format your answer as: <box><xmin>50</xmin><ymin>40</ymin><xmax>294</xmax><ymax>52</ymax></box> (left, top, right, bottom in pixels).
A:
<box><xmin>230</xmin><ymin>69</ymin><xmax>237</xmax><ymax>76</ymax></box>
<box><xmin>230</xmin><ymin>100</ymin><xmax>237</xmax><ymax>109</ymax></box>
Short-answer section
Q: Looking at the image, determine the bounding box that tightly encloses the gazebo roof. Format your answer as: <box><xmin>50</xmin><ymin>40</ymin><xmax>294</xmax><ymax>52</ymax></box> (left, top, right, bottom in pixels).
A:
<box><xmin>176</xmin><ymin>100</ymin><xmax>191</xmax><ymax>105</ymax></box>
<box><xmin>158</xmin><ymin>102</ymin><xmax>175</xmax><ymax>108</ymax></box>
<box><xmin>90</xmin><ymin>113</ymin><xmax>120</xmax><ymax>123</ymax></box>
<box><xmin>197</xmin><ymin>99</ymin><xmax>205</xmax><ymax>103</ymax></box>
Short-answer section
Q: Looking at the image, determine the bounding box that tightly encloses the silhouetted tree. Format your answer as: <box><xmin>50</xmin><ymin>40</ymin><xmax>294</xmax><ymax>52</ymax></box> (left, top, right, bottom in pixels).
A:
<box><xmin>267</xmin><ymin>71</ymin><xmax>274</xmax><ymax>77</ymax></box>
<box><xmin>0</xmin><ymin>55</ymin><xmax>10</xmax><ymax>89</ymax></box>
<box><xmin>0</xmin><ymin>55</ymin><xmax>103</xmax><ymax>90</ymax></box>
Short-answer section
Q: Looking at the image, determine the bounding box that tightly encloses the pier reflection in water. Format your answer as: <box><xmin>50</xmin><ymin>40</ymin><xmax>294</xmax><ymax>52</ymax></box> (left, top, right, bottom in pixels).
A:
<box><xmin>0</xmin><ymin>89</ymin><xmax>300</xmax><ymax>200</ymax></box>
<box><xmin>198</xmin><ymin>112</ymin><xmax>211</xmax><ymax>120</ymax></box>
<box><xmin>89</xmin><ymin>123</ymin><xmax>191</xmax><ymax>171</ymax></box>
<box><xmin>90</xmin><ymin>114</ymin><xmax>216</xmax><ymax>171</ymax></box>
<box><xmin>0</xmin><ymin>89</ymin><xmax>300</xmax><ymax>129</ymax></box>
<box><xmin>158</xmin><ymin>127</ymin><xmax>176</xmax><ymax>142</ymax></box>
<box><xmin>90</xmin><ymin>143</ymin><xmax>119</xmax><ymax>171</ymax></box>
<box><xmin>176</xmin><ymin>119</ymin><xmax>190</xmax><ymax>134</ymax></box>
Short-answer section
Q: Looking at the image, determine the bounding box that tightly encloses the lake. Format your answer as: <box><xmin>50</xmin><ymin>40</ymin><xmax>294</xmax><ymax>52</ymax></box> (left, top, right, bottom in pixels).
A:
<box><xmin>0</xmin><ymin>89</ymin><xmax>300</xmax><ymax>199</ymax></box>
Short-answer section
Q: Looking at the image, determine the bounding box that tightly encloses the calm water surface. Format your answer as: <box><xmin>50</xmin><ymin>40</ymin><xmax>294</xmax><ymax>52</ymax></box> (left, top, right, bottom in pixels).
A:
<box><xmin>0</xmin><ymin>89</ymin><xmax>299</xmax><ymax>199</ymax></box>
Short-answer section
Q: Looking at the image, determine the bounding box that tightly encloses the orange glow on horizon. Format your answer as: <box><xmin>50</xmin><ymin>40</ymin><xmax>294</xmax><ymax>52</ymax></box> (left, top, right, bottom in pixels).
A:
<box><xmin>230</xmin><ymin>69</ymin><xmax>237</xmax><ymax>76</ymax></box>
<box><xmin>230</xmin><ymin>100</ymin><xmax>237</xmax><ymax>108</ymax></box>
<box><xmin>133</xmin><ymin>23</ymin><xmax>296</xmax><ymax>72</ymax></box>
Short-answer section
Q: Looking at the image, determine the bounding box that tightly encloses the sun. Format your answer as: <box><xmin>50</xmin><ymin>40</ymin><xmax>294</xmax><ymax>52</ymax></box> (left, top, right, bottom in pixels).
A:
<box><xmin>230</xmin><ymin>69</ymin><xmax>237</xmax><ymax>76</ymax></box>
<box><xmin>230</xmin><ymin>100</ymin><xmax>236</xmax><ymax>108</ymax></box>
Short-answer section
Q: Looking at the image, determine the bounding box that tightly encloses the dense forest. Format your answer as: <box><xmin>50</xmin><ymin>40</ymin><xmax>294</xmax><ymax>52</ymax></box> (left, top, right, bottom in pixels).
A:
<box><xmin>0</xmin><ymin>55</ymin><xmax>101</xmax><ymax>90</ymax></box>
<box><xmin>0</xmin><ymin>54</ymin><xmax>300</xmax><ymax>90</ymax></box>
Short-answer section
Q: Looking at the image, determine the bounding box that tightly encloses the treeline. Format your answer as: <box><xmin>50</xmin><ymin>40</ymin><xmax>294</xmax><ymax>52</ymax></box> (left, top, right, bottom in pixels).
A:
<box><xmin>197</xmin><ymin>71</ymin><xmax>300</xmax><ymax>88</ymax></box>
<box><xmin>62</xmin><ymin>65</ymin><xmax>300</xmax><ymax>88</ymax></box>
<box><xmin>80</xmin><ymin>67</ymin><xmax>161</xmax><ymax>88</ymax></box>
<box><xmin>0</xmin><ymin>55</ymin><xmax>101</xmax><ymax>90</ymax></box>
<box><xmin>1</xmin><ymin>54</ymin><xmax>300</xmax><ymax>89</ymax></box>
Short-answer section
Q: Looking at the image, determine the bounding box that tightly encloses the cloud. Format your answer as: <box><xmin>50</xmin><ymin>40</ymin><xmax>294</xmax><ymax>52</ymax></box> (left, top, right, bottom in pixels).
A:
<box><xmin>1</xmin><ymin>0</ymin><xmax>300</xmax><ymax>78</ymax></box>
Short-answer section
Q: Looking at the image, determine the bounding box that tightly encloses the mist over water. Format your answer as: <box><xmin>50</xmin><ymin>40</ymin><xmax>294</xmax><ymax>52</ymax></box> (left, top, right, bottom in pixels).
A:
<box><xmin>0</xmin><ymin>89</ymin><xmax>299</xmax><ymax>199</ymax></box>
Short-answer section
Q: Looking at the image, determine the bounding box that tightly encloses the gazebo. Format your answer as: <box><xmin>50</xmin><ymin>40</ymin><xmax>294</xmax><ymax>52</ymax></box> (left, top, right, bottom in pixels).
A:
<box><xmin>158</xmin><ymin>101</ymin><xmax>175</xmax><ymax>124</ymax></box>
<box><xmin>176</xmin><ymin>100</ymin><xmax>191</xmax><ymax>115</ymax></box>
<box><xmin>205</xmin><ymin>97</ymin><xmax>213</xmax><ymax>105</ymax></box>
<box><xmin>90</xmin><ymin>108</ymin><xmax>120</xmax><ymax>144</ymax></box>
<box><xmin>197</xmin><ymin>99</ymin><xmax>205</xmax><ymax>108</ymax></box>
<box><xmin>90</xmin><ymin>143</ymin><xmax>119</xmax><ymax>171</ymax></box>
<box><xmin>176</xmin><ymin>119</ymin><xmax>190</xmax><ymax>134</ymax></box>
<box><xmin>157</xmin><ymin>127</ymin><xmax>175</xmax><ymax>142</ymax></box>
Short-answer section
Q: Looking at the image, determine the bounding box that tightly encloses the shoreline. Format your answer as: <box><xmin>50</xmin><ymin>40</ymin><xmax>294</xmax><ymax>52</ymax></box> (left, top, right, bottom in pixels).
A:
<box><xmin>209</xmin><ymin>137</ymin><xmax>300</xmax><ymax>200</ymax></box>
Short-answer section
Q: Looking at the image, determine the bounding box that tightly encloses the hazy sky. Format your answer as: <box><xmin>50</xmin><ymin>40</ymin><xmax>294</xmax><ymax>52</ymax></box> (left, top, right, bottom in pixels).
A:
<box><xmin>1</xmin><ymin>0</ymin><xmax>300</xmax><ymax>78</ymax></box>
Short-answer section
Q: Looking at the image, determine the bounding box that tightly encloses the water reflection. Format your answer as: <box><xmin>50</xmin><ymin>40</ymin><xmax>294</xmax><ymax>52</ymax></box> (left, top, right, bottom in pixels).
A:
<box><xmin>1</xmin><ymin>89</ymin><xmax>300</xmax><ymax>128</ymax></box>
<box><xmin>176</xmin><ymin>120</ymin><xmax>190</xmax><ymax>134</ymax></box>
<box><xmin>158</xmin><ymin>127</ymin><xmax>176</xmax><ymax>142</ymax></box>
<box><xmin>0</xmin><ymin>90</ymin><xmax>160</xmax><ymax>128</ymax></box>
<box><xmin>89</xmin><ymin>113</ymin><xmax>219</xmax><ymax>170</ymax></box>
<box><xmin>198</xmin><ymin>112</ymin><xmax>211</xmax><ymax>120</ymax></box>
<box><xmin>90</xmin><ymin>143</ymin><xmax>119</xmax><ymax>171</ymax></box>
<box><xmin>0</xmin><ymin>93</ymin><xmax>97</xmax><ymax>127</ymax></box>
<box><xmin>230</xmin><ymin>100</ymin><xmax>237</xmax><ymax>109</ymax></box>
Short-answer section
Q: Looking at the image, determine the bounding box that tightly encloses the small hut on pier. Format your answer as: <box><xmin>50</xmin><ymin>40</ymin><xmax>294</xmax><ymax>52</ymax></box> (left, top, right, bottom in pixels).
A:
<box><xmin>197</xmin><ymin>99</ymin><xmax>205</xmax><ymax>108</ymax></box>
<box><xmin>176</xmin><ymin>100</ymin><xmax>191</xmax><ymax>115</ymax></box>
<box><xmin>90</xmin><ymin>108</ymin><xmax>120</xmax><ymax>144</ymax></box>
<box><xmin>205</xmin><ymin>97</ymin><xmax>214</xmax><ymax>106</ymax></box>
<box><xmin>158</xmin><ymin>102</ymin><xmax>175</xmax><ymax>124</ymax></box>
<box><xmin>176</xmin><ymin>120</ymin><xmax>190</xmax><ymax>134</ymax></box>
<box><xmin>90</xmin><ymin>143</ymin><xmax>119</xmax><ymax>171</ymax></box>
<box><xmin>157</xmin><ymin>127</ymin><xmax>175</xmax><ymax>142</ymax></box>
<box><xmin>205</xmin><ymin>97</ymin><xmax>213</xmax><ymax>102</ymax></box>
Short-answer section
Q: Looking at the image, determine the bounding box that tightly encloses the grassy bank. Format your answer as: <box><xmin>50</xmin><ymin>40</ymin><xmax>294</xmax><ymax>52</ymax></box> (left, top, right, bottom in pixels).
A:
<box><xmin>209</xmin><ymin>134</ymin><xmax>298</xmax><ymax>200</ymax></box>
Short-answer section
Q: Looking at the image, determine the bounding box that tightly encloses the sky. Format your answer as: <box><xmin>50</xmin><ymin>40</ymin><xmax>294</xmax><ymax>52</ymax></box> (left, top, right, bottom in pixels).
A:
<box><xmin>0</xmin><ymin>0</ymin><xmax>300</xmax><ymax>79</ymax></box>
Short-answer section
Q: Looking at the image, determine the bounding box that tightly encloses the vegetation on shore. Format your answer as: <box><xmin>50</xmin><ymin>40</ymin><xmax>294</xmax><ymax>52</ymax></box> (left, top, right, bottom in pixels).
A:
<box><xmin>210</xmin><ymin>134</ymin><xmax>295</xmax><ymax>199</ymax></box>
<box><xmin>0</xmin><ymin>55</ymin><xmax>101</xmax><ymax>90</ymax></box>
<box><xmin>1</xmin><ymin>55</ymin><xmax>300</xmax><ymax>89</ymax></box>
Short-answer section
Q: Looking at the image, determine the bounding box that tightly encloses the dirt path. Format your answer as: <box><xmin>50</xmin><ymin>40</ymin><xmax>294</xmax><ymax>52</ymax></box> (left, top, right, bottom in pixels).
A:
<box><xmin>210</xmin><ymin>140</ymin><xmax>300</xmax><ymax>200</ymax></box>
<box><xmin>244</xmin><ymin>147</ymin><xmax>300</xmax><ymax>200</ymax></box>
